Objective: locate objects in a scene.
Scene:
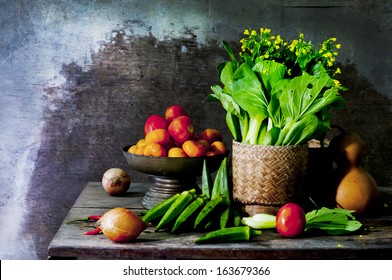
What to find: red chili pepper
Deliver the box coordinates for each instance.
[66,215,102,224]
[84,227,101,235]
[87,215,102,221]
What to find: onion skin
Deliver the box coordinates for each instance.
[99,208,147,243]
[102,168,131,196]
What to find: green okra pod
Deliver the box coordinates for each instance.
[142,193,181,223]
[201,160,213,199]
[211,157,228,199]
[155,189,197,232]
[171,195,208,233]
[194,195,225,229]
[204,218,217,230]
[219,206,231,229]
[233,209,243,227]
[195,226,262,244]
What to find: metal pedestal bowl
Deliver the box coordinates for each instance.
[122,146,227,209]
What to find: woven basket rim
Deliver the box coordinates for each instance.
[232,140,308,149]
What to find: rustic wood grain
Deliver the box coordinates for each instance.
[48,182,392,260]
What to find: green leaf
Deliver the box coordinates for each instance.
[262,126,281,145]
[232,63,269,118]
[252,60,287,93]
[220,61,237,93]
[210,85,240,116]
[305,207,363,235]
[305,86,345,116]
[222,41,238,66]
[283,114,318,145]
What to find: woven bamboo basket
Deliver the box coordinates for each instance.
[232,140,309,214]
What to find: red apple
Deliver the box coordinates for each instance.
[144,114,167,135]
[165,105,188,123]
[168,116,195,145]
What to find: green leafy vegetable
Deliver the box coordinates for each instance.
[305,207,363,235]
[209,28,346,146]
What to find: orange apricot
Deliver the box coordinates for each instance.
[143,142,167,157]
[210,141,227,155]
[136,139,146,147]
[145,129,170,146]
[135,145,146,155]
[205,151,218,156]
[198,128,223,144]
[128,145,138,154]
[168,147,188,158]
[182,140,205,157]
[197,139,210,153]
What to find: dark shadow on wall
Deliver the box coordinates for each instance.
[25,30,391,259]
[333,63,392,186]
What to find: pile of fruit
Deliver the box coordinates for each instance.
[127,105,227,158]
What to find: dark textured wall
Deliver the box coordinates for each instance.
[0,0,391,259]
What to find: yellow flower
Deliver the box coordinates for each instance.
[336,44,341,49]
[244,29,250,35]
[251,29,257,36]
[263,28,271,35]
[334,79,341,86]
[275,35,282,44]
[335,67,341,74]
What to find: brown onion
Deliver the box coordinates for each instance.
[98,207,147,242]
[102,168,131,196]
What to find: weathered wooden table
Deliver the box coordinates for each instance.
[48,182,392,259]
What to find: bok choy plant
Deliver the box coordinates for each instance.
[208,28,345,146]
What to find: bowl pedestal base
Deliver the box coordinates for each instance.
[142,176,198,209]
